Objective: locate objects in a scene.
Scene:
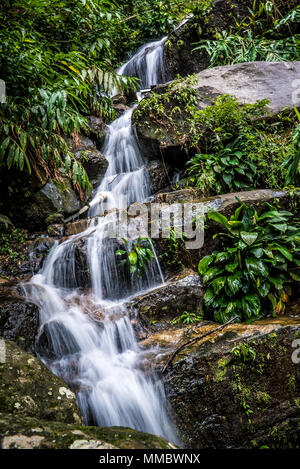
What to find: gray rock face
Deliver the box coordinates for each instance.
[86,115,108,148]
[65,134,108,185]
[134,61,300,161]
[192,61,300,115]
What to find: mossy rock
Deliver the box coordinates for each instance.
[164,319,300,448]
[0,413,177,449]
[0,340,82,424]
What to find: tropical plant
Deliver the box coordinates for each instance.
[282,107,300,187]
[185,96,292,194]
[116,237,155,277]
[187,142,257,195]
[198,202,300,323]
[0,0,137,196]
[193,31,299,67]
[170,311,203,325]
[193,5,300,67]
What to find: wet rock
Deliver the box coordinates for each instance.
[127,269,203,325]
[0,288,39,354]
[23,180,84,231]
[47,224,65,238]
[65,134,108,185]
[147,159,172,194]
[28,237,56,274]
[65,219,89,236]
[0,340,82,424]
[133,61,300,162]
[163,318,300,448]
[50,237,91,290]
[164,0,299,78]
[0,413,177,449]
[86,115,108,148]
[113,103,132,118]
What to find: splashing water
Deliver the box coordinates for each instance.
[22,37,179,443]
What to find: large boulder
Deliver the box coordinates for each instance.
[86,115,108,148]
[127,269,203,328]
[64,134,108,186]
[163,317,300,448]
[0,413,177,449]
[23,179,84,231]
[147,159,173,194]
[0,340,82,424]
[164,0,299,78]
[133,61,300,163]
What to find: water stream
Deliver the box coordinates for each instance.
[23,37,178,443]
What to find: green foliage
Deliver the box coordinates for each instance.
[170,311,203,325]
[0,224,28,261]
[194,30,299,66]
[0,0,137,194]
[186,95,295,195]
[117,0,197,49]
[282,107,300,187]
[193,5,300,66]
[198,202,300,323]
[231,342,257,363]
[116,237,155,277]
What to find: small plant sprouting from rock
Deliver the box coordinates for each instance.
[231,342,257,363]
[170,311,203,326]
[116,237,155,277]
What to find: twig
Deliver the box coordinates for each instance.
[162,315,239,374]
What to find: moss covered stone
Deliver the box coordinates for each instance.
[0,340,82,424]
[0,413,177,449]
[163,318,300,448]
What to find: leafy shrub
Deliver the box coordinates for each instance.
[193,5,300,67]
[186,96,295,194]
[282,107,300,187]
[198,202,300,323]
[116,237,155,277]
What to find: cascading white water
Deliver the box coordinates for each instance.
[22,37,178,443]
[117,37,167,90]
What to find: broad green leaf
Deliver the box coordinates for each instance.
[203,268,224,284]
[240,231,258,246]
[212,276,226,294]
[227,271,243,294]
[128,251,138,265]
[245,257,268,277]
[204,288,215,306]
[207,211,229,228]
[198,255,213,275]
[242,294,261,318]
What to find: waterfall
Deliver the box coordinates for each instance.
[118,37,167,90]
[22,37,178,443]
